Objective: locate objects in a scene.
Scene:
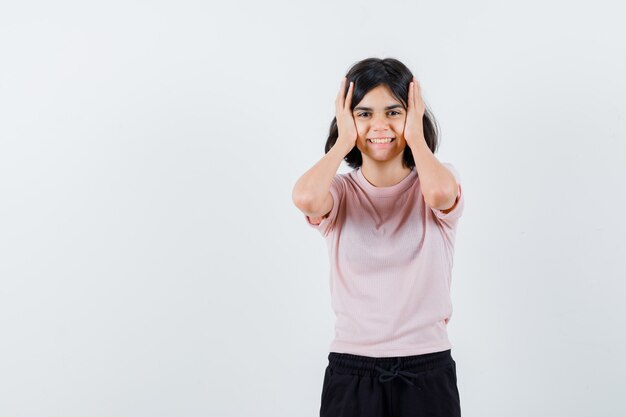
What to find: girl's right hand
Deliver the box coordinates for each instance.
[335,77,358,152]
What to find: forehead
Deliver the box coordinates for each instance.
[356,85,401,106]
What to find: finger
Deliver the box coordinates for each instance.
[344,81,354,111]
[337,77,346,102]
[407,81,414,109]
[414,77,422,100]
[336,77,346,111]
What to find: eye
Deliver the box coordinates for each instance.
[357,112,370,117]
[388,111,400,116]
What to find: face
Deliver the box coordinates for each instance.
[352,84,407,165]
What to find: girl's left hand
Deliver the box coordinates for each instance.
[403,76,426,145]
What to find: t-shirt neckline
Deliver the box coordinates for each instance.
[355,166,417,197]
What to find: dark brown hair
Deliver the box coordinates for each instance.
[325,57,440,169]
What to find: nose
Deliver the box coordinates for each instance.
[370,113,390,131]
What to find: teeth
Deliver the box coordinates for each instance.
[369,138,393,144]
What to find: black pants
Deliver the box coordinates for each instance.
[320,349,461,417]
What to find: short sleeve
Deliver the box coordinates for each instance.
[304,175,344,237]
[430,162,465,228]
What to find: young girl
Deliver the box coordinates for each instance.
[292,57,464,417]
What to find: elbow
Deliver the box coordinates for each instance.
[292,182,309,209]
[425,186,458,211]
[292,191,317,212]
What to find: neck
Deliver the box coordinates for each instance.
[361,161,413,188]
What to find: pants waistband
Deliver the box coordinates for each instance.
[327,349,454,388]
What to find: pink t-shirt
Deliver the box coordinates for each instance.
[304,162,465,357]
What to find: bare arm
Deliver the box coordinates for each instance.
[292,77,358,217]
[404,77,459,210]
[409,136,459,211]
[292,142,352,217]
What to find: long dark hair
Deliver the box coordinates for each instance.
[325,57,440,169]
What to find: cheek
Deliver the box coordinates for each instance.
[355,121,368,136]
[394,118,406,132]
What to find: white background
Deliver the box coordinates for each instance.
[1,1,625,416]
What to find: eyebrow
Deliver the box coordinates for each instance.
[353,104,404,112]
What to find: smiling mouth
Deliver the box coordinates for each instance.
[367,137,395,144]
